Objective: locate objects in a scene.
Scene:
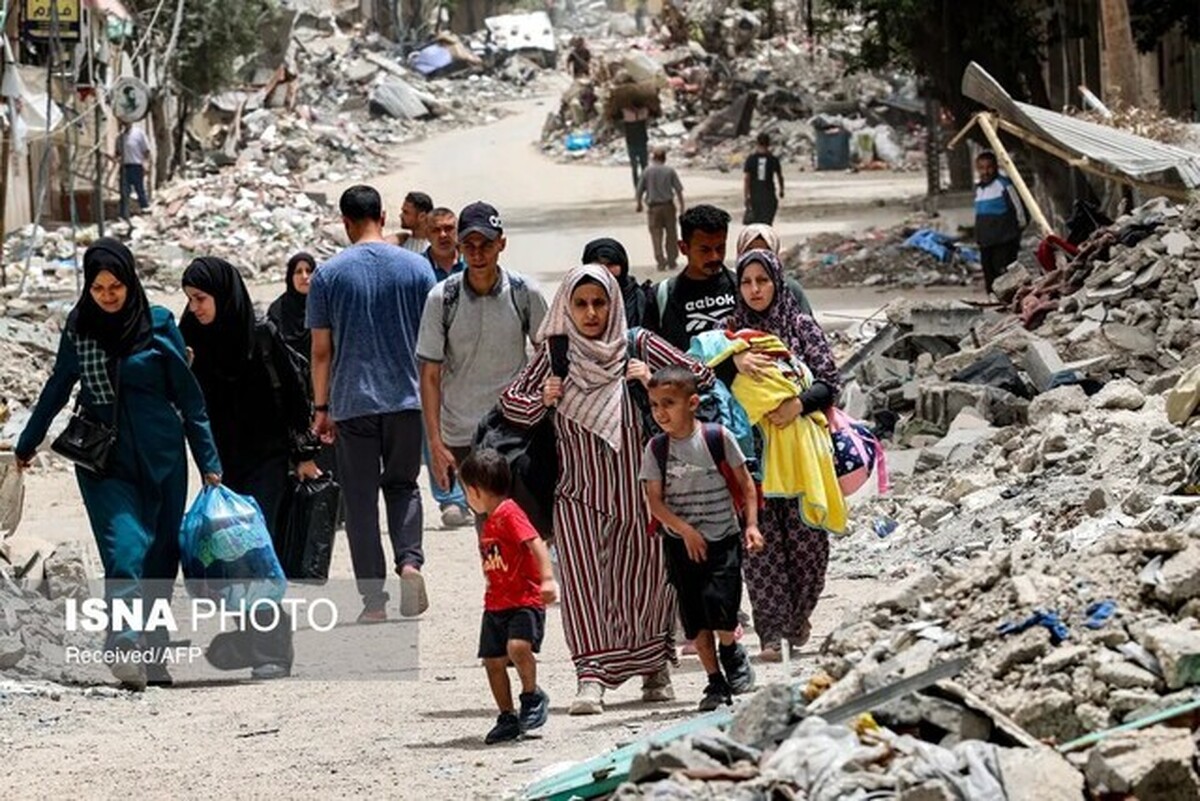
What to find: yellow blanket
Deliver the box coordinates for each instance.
[711,333,847,534]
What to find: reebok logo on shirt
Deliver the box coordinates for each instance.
[683,292,736,333]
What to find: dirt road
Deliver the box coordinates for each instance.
[3,94,919,799]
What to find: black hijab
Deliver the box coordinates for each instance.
[67,238,153,357]
[179,257,257,382]
[582,237,647,329]
[270,252,313,351]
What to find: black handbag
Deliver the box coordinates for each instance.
[52,370,119,475]
[473,407,558,541]
[275,475,341,584]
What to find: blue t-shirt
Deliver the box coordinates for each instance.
[306,242,436,422]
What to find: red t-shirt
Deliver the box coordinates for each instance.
[480,499,545,612]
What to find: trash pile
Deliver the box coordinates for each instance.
[540,7,927,174]
[783,215,980,289]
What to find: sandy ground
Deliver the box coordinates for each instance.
[1,94,969,799]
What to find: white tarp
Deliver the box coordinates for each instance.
[484,11,555,55]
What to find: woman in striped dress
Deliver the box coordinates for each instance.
[500,264,713,715]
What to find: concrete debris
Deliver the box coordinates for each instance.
[540,5,927,175]
[784,216,978,290]
[1084,725,1200,800]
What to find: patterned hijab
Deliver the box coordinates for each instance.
[179,257,257,383]
[730,248,809,355]
[736,224,781,256]
[68,238,152,358]
[537,264,629,451]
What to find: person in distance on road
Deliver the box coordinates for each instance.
[635,147,685,272]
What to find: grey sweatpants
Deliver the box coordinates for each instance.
[335,410,424,610]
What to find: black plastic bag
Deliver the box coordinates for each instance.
[276,476,340,584]
[473,407,558,541]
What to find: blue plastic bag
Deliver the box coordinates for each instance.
[179,485,287,604]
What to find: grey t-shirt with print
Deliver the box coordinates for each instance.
[416,268,548,447]
[639,425,745,542]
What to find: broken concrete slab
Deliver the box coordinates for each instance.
[1162,230,1194,256]
[995,746,1086,801]
[1153,544,1200,606]
[369,79,429,120]
[1084,725,1200,800]
[1102,323,1158,356]
[1024,339,1073,393]
[992,264,1031,304]
[1027,384,1088,422]
[1091,378,1146,410]
[1141,623,1200,689]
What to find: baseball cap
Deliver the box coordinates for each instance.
[458,201,503,241]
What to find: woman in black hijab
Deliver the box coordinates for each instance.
[582,237,649,329]
[16,238,222,690]
[181,257,319,680]
[267,252,315,362]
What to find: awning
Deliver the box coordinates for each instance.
[961,61,1200,194]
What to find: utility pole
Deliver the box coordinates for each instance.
[89,6,103,237]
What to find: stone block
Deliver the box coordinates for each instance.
[1094,660,1161,690]
[1154,544,1200,606]
[1092,378,1146,411]
[0,633,24,669]
[993,264,1031,303]
[1013,689,1085,741]
[991,629,1050,679]
[1042,644,1089,673]
[1028,384,1088,423]
[995,746,1086,801]
[1024,339,1069,392]
[1142,623,1200,690]
[1085,726,1200,800]
[43,541,90,602]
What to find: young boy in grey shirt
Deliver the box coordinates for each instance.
[640,366,763,711]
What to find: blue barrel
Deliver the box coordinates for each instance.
[815,126,851,171]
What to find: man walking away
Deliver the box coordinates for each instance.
[744,133,784,225]
[974,151,1028,297]
[566,37,591,79]
[308,185,437,623]
[421,206,471,527]
[119,124,152,220]
[417,202,548,527]
[387,191,435,253]
[624,106,651,189]
[636,147,685,272]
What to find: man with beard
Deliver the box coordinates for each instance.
[646,205,813,351]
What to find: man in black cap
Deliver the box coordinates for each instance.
[416,202,548,523]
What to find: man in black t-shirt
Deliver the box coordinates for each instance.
[644,205,738,351]
[743,133,784,225]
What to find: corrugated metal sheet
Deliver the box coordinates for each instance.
[962,61,1200,191]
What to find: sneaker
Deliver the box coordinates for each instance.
[399,569,429,617]
[485,711,522,745]
[568,681,604,715]
[251,663,291,680]
[440,504,471,529]
[518,687,550,732]
[698,673,732,712]
[641,667,675,702]
[357,607,388,625]
[720,642,755,695]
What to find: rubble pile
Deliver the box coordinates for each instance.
[541,10,926,173]
[997,198,1200,387]
[784,215,978,289]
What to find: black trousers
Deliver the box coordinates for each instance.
[980,239,1021,296]
[336,410,424,609]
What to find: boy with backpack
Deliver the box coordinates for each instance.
[639,366,763,711]
[458,448,558,744]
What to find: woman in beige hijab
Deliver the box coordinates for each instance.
[500,264,712,715]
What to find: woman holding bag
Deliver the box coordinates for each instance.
[15,239,222,690]
[499,264,713,715]
[181,257,320,680]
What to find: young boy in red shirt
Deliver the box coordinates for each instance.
[458,448,558,744]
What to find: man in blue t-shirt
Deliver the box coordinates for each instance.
[308,185,437,623]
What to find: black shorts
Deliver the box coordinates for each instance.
[663,534,743,641]
[478,607,545,659]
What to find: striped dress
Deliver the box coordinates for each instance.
[500,331,713,686]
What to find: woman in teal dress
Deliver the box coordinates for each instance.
[15,238,221,690]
